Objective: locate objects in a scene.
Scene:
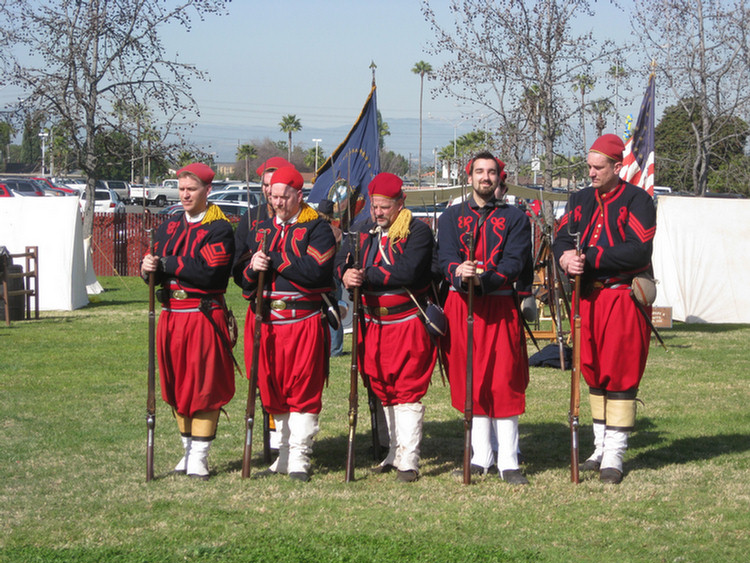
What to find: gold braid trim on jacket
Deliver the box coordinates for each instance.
[387,208,412,248]
[297,202,319,224]
[201,203,230,225]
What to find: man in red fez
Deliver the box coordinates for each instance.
[233,156,294,287]
[140,163,235,480]
[337,172,437,482]
[437,151,532,485]
[237,166,336,482]
[553,134,657,484]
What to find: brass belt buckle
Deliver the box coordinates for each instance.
[270,299,287,311]
[172,289,188,300]
[376,306,389,316]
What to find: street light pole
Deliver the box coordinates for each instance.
[312,138,322,172]
[38,131,49,176]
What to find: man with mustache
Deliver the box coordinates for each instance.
[553,134,656,484]
[437,152,533,485]
[237,166,336,482]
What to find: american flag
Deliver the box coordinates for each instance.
[620,72,655,196]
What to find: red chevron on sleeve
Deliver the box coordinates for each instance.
[628,215,656,243]
[308,245,335,266]
[200,242,232,267]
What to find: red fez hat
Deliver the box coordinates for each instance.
[368,173,404,199]
[256,156,293,176]
[177,162,214,185]
[270,166,304,190]
[465,157,506,176]
[590,134,625,162]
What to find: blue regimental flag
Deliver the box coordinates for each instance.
[308,86,380,215]
[620,72,656,196]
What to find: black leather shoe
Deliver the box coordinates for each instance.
[451,464,491,478]
[499,469,529,485]
[253,468,277,479]
[370,463,395,474]
[581,459,601,472]
[599,468,623,484]
[396,470,419,482]
[289,471,310,482]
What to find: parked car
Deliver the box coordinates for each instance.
[0,182,14,197]
[79,187,126,213]
[213,201,250,218]
[159,200,250,218]
[30,178,67,197]
[60,178,87,194]
[32,177,78,196]
[130,183,178,207]
[208,188,261,207]
[97,180,130,202]
[1,178,46,197]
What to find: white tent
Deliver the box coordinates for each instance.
[0,197,89,311]
[652,196,750,323]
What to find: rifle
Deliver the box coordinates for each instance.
[241,229,268,479]
[146,229,156,482]
[546,233,568,371]
[345,234,362,482]
[569,231,582,484]
[463,227,475,485]
[462,184,477,486]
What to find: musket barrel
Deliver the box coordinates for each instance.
[242,230,268,479]
[569,233,582,484]
[463,231,475,486]
[345,237,361,482]
[146,229,156,482]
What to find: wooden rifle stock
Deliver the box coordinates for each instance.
[242,230,268,478]
[345,237,361,482]
[146,229,156,482]
[569,233,582,484]
[463,231,475,486]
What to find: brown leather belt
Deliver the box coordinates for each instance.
[157,288,216,303]
[250,299,321,314]
[363,301,417,317]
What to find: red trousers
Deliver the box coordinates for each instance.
[358,316,436,406]
[441,292,528,418]
[576,286,650,391]
[245,309,326,414]
[157,306,235,417]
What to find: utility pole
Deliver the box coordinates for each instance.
[312,138,322,172]
[38,131,49,176]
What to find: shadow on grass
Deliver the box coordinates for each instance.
[667,322,750,333]
[629,417,750,469]
[208,415,749,480]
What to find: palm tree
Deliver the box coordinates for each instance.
[587,98,615,138]
[279,114,302,162]
[573,74,595,152]
[411,61,433,186]
[607,60,628,135]
[377,110,390,150]
[236,143,257,186]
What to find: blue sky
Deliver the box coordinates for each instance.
[2,0,647,163]
[157,0,643,162]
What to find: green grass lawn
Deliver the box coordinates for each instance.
[1,277,748,562]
